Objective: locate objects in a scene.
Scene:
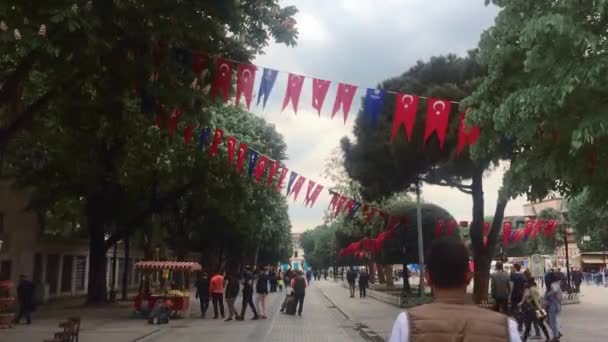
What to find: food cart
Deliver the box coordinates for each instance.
[133,261,201,318]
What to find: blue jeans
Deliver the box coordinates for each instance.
[547,307,559,338]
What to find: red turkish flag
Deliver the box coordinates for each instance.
[502,221,513,244]
[266,160,280,188]
[236,142,248,174]
[364,206,376,225]
[446,220,458,235]
[226,136,237,166]
[282,73,305,113]
[275,167,289,192]
[387,216,400,231]
[328,192,339,212]
[334,195,348,217]
[483,222,490,236]
[457,111,481,156]
[208,128,224,157]
[184,125,195,147]
[212,58,233,103]
[312,78,331,115]
[331,83,358,124]
[435,219,445,237]
[524,220,535,239]
[235,64,257,110]
[531,219,545,240]
[343,199,356,216]
[424,98,452,149]
[290,176,306,201]
[307,184,324,208]
[191,52,209,76]
[391,93,419,142]
[253,155,269,182]
[304,181,316,205]
[167,108,182,141]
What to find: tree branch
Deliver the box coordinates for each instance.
[423,177,474,194]
[0,50,38,106]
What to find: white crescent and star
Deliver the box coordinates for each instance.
[219,63,229,77]
[242,69,251,82]
[402,94,414,109]
[433,101,446,115]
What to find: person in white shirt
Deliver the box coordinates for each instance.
[388,237,521,342]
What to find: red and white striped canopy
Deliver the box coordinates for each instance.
[135,261,202,271]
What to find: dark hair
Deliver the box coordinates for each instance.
[514,263,521,271]
[495,262,503,271]
[426,237,470,289]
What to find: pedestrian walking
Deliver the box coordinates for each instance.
[269,270,277,293]
[224,272,240,321]
[358,267,369,298]
[290,270,307,316]
[491,262,511,314]
[510,263,526,330]
[519,271,551,342]
[278,277,284,292]
[14,275,35,324]
[389,237,520,342]
[256,266,269,319]
[210,271,225,319]
[545,280,563,341]
[194,272,210,318]
[571,267,583,293]
[346,267,357,298]
[306,269,313,284]
[237,266,258,320]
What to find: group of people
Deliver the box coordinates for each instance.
[194,266,310,321]
[345,267,370,298]
[491,262,563,341]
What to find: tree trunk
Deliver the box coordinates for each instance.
[121,237,130,301]
[86,199,108,304]
[384,265,394,287]
[377,264,386,284]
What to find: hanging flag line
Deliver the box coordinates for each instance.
[159,112,407,230]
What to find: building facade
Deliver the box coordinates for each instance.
[0,181,142,299]
[289,232,305,271]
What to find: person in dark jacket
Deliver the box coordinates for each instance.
[237,266,258,320]
[269,270,277,293]
[15,275,35,324]
[194,272,211,318]
[571,267,583,293]
[256,266,270,319]
[224,272,240,321]
[509,263,526,329]
[346,267,357,298]
[291,271,307,316]
[358,267,370,298]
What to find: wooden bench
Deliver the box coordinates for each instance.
[44,317,80,342]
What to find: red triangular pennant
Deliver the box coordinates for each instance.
[434,219,445,237]
[226,136,237,166]
[282,73,305,113]
[334,195,348,217]
[235,64,257,109]
[236,142,248,174]
[331,83,358,124]
[253,155,269,182]
[275,167,289,192]
[391,93,419,142]
[304,181,316,205]
[266,160,280,188]
[208,128,224,157]
[312,78,331,115]
[424,98,452,149]
[191,52,209,76]
[328,192,339,212]
[184,124,195,147]
[167,108,182,141]
[212,58,233,103]
[457,111,481,156]
[307,184,324,208]
[290,176,306,201]
[364,206,376,225]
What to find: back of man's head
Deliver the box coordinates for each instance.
[426,237,470,289]
[495,262,503,271]
[514,263,521,272]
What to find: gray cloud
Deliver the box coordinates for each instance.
[248,1,525,232]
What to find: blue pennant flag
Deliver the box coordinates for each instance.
[257,68,279,108]
[199,127,212,151]
[364,88,386,127]
[346,202,362,220]
[286,171,298,195]
[248,149,259,177]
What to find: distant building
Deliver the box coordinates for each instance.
[523,197,579,268]
[289,232,305,271]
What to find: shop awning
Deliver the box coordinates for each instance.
[581,257,607,265]
[135,261,202,271]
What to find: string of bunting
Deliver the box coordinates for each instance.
[142,48,481,155]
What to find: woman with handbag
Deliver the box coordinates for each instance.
[519,272,551,342]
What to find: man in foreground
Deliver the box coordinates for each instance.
[491,262,511,314]
[291,270,307,316]
[389,237,520,342]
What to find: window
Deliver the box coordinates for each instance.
[75,256,86,291]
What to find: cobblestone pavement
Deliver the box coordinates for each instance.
[316,280,608,342]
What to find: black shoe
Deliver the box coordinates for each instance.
[251,316,259,320]
[224,318,233,322]
[235,316,243,321]
[213,316,219,319]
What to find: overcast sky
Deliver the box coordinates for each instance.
[250,0,527,232]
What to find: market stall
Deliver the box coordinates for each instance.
[133,261,201,318]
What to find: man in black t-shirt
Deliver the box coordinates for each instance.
[509,264,526,330]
